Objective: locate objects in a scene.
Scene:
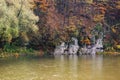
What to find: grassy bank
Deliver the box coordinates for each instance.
[0,48,40,58]
[97,51,120,56]
[0,47,54,58]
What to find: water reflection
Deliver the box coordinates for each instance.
[69,55,78,79]
[0,55,120,80]
[55,55,104,80]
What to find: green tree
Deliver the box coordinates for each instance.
[0,0,38,47]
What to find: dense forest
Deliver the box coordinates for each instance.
[0,0,120,57]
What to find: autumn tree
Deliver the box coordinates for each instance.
[30,0,60,51]
[0,0,38,48]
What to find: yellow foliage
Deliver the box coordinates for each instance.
[0,0,38,43]
[84,38,91,45]
[14,53,19,58]
[68,25,77,32]
[81,37,91,45]
[71,28,76,31]
[115,1,120,9]
[93,14,104,22]
[116,1,120,5]
[20,32,29,42]
[112,27,116,33]
[116,45,120,49]
[85,0,93,4]
[114,40,118,45]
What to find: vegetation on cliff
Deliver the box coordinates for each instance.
[0,0,120,57]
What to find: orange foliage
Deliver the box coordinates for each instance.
[84,38,91,45]
[93,14,104,22]
[33,0,48,12]
[14,53,19,58]
[81,37,91,45]
[92,2,107,22]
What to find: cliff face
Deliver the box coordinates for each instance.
[32,0,120,50]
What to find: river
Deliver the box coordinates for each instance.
[0,55,120,80]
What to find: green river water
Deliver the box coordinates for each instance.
[0,55,120,80]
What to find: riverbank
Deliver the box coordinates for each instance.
[97,51,120,56]
[1,50,120,59]
[0,49,40,58]
[0,48,54,58]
